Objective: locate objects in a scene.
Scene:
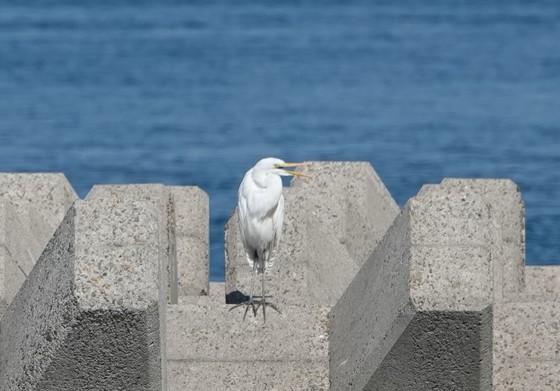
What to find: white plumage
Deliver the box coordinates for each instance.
[232,157,309,322]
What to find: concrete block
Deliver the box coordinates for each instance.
[0,208,80,390]
[329,211,417,391]
[169,186,209,299]
[494,301,560,363]
[0,174,77,313]
[84,185,171,307]
[225,162,399,307]
[167,303,329,362]
[0,247,26,315]
[0,199,49,277]
[168,360,329,391]
[86,185,210,304]
[492,264,560,390]
[493,362,560,391]
[408,184,494,311]
[409,245,492,310]
[366,309,493,391]
[493,301,560,390]
[440,179,524,302]
[523,266,560,300]
[208,281,226,303]
[166,303,330,390]
[0,200,28,312]
[79,185,169,311]
[0,185,170,390]
[330,180,503,390]
[178,282,227,306]
[0,173,78,233]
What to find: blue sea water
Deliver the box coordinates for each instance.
[0,1,559,281]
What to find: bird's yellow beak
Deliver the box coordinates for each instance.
[275,162,311,178]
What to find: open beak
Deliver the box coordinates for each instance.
[278,162,311,178]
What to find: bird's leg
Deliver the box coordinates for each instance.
[261,269,266,323]
[247,259,258,318]
[228,260,258,320]
[258,270,282,323]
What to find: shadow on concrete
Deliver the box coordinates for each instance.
[225,290,249,304]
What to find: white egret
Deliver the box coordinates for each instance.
[230,157,309,322]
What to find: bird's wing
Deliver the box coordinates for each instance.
[237,176,253,268]
[267,193,284,271]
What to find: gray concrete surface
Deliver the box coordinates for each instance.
[440,179,524,302]
[0,207,80,390]
[329,210,416,391]
[523,266,560,300]
[330,177,560,391]
[492,265,560,390]
[330,179,512,390]
[166,300,330,390]
[408,181,496,311]
[168,360,329,391]
[225,162,399,308]
[0,174,77,314]
[434,180,560,391]
[169,186,209,301]
[85,185,209,304]
[367,308,493,390]
[1,169,558,390]
[167,303,329,362]
[493,301,560,390]
[1,185,171,390]
[0,200,30,314]
[0,173,78,232]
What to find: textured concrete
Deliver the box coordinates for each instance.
[494,301,560,390]
[85,185,209,304]
[522,266,560,300]
[438,180,560,391]
[0,174,77,314]
[167,303,329,361]
[1,169,558,390]
[168,361,329,391]
[169,186,209,300]
[330,180,505,390]
[208,281,226,303]
[329,177,560,391]
[367,309,493,390]
[166,301,330,390]
[0,200,29,314]
[329,211,420,391]
[408,181,496,311]
[0,185,171,390]
[225,162,399,307]
[492,265,560,390]
[0,199,49,277]
[439,178,524,302]
[0,173,78,232]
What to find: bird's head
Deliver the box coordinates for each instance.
[256,157,310,178]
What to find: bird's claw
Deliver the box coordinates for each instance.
[229,298,281,323]
[229,299,258,321]
[258,300,282,323]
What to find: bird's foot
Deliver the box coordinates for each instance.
[253,297,282,323]
[228,298,258,321]
[229,296,281,323]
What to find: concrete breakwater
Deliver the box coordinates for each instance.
[0,163,558,390]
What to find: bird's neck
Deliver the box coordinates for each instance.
[252,171,281,189]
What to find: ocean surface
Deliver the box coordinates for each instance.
[0,1,559,281]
